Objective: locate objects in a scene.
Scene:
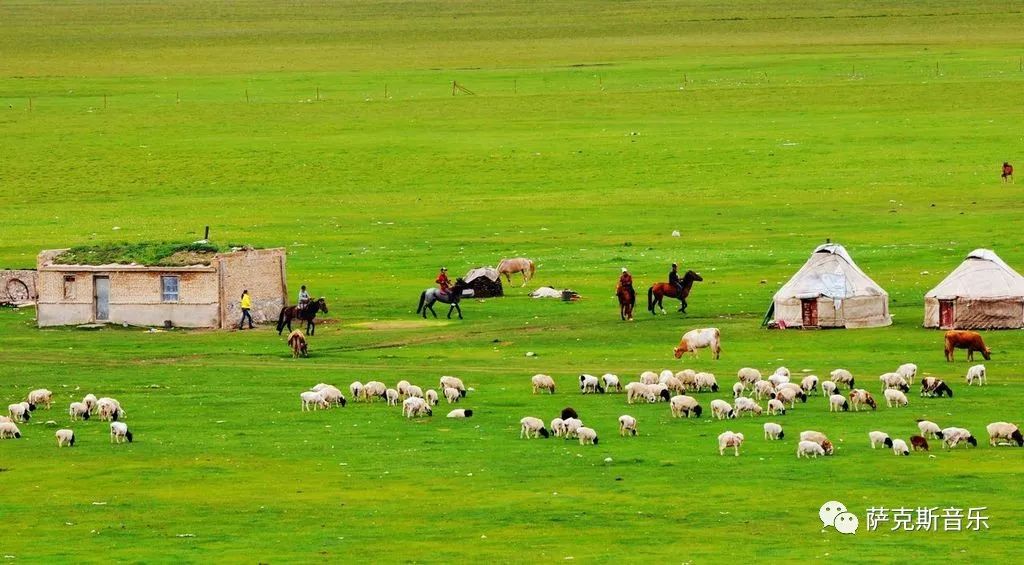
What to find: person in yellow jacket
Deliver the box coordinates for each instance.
[239,289,254,329]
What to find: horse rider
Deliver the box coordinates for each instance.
[618,267,635,304]
[669,263,684,295]
[297,285,310,311]
[436,267,452,296]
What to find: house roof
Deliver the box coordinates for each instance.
[926,249,1024,300]
[774,243,888,301]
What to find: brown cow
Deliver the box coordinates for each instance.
[944,330,991,362]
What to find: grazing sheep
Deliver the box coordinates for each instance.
[830,369,855,389]
[849,389,877,411]
[640,371,659,385]
[896,363,918,384]
[385,388,400,406]
[402,396,432,418]
[443,386,462,404]
[349,381,364,400]
[439,376,466,397]
[314,385,347,407]
[910,436,929,451]
[672,328,722,360]
[0,416,9,423]
[662,376,686,394]
[670,395,702,418]
[425,389,439,406]
[674,369,698,390]
[624,382,658,404]
[797,440,826,458]
[520,417,549,439]
[601,373,622,392]
[821,380,838,397]
[693,372,719,392]
[763,422,784,440]
[883,388,909,408]
[800,431,833,452]
[395,380,411,397]
[579,374,605,394]
[710,399,736,420]
[940,427,977,448]
[447,409,473,418]
[55,429,75,447]
[920,377,953,398]
[717,431,744,456]
[550,417,566,437]
[82,394,98,414]
[8,402,33,422]
[361,381,387,402]
[828,394,849,412]
[737,367,762,385]
[69,402,91,421]
[800,375,819,395]
[985,422,1023,447]
[646,383,671,402]
[575,426,598,445]
[879,372,911,393]
[768,371,790,387]
[767,398,786,416]
[734,396,763,417]
[618,415,638,436]
[891,438,910,456]
[97,398,125,421]
[917,420,943,439]
[109,421,133,444]
[27,389,53,409]
[753,380,776,400]
[966,364,987,386]
[772,386,806,408]
[300,390,329,411]
[405,385,424,399]
[560,407,579,420]
[659,369,675,382]
[562,418,583,439]
[732,381,746,398]
[0,421,22,439]
[531,374,556,394]
[868,431,894,449]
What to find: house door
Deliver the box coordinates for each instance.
[94,276,110,321]
[801,298,818,327]
[939,300,955,329]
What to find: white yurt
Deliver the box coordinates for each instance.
[924,249,1024,329]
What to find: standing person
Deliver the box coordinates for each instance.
[436,267,451,295]
[1003,162,1014,183]
[239,290,254,330]
[669,263,683,296]
[297,285,310,310]
[618,267,635,305]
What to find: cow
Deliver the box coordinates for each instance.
[673,328,721,360]
[288,330,309,358]
[944,330,991,362]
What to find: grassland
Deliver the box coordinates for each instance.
[1,1,1023,562]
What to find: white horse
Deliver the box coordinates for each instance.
[497,257,536,287]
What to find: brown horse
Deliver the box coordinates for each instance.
[647,271,703,315]
[617,285,635,321]
[277,297,328,336]
[497,257,536,287]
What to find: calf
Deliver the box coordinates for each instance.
[944,330,990,362]
[673,328,721,360]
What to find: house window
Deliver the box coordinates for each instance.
[161,276,180,302]
[63,275,76,299]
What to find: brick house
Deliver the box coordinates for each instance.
[36,247,287,329]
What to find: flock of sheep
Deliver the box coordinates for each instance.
[520,363,1023,455]
[2,389,134,446]
[298,375,474,419]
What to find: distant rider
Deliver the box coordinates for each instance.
[297,285,310,310]
[436,267,452,295]
[618,267,635,305]
[669,263,683,295]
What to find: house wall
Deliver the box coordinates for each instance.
[0,269,38,304]
[217,248,287,329]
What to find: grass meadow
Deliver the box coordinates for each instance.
[1,1,1023,561]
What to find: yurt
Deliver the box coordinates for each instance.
[924,249,1024,329]
[768,243,891,329]
[463,267,504,298]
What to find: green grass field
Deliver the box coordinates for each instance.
[2,1,1023,561]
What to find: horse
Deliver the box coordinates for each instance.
[417,278,470,319]
[617,285,635,321]
[277,297,328,336]
[287,330,308,358]
[647,271,703,315]
[497,257,536,287]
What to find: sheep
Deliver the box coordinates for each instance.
[772,386,806,408]
[763,422,784,440]
[550,417,566,437]
[560,407,579,420]
[562,417,583,439]
[718,431,744,456]
[624,382,655,404]
[69,401,91,421]
[659,369,675,382]
[396,380,411,397]
[349,381,364,400]
[361,381,387,402]
[896,363,917,384]
[577,426,599,445]
[315,385,347,407]
[767,398,786,416]
[385,388,400,406]
[940,427,977,448]
[425,389,439,406]
[734,396,763,417]
[737,367,762,385]
[443,386,462,404]
[27,389,53,409]
[601,373,622,392]
[800,431,834,454]
[868,431,893,449]
[830,369,855,389]
[753,380,776,400]
[891,438,910,456]
[920,377,953,398]
[447,409,473,418]
[710,399,735,420]
[848,389,877,411]
[883,388,908,408]
[55,429,75,447]
[439,376,466,397]
[110,421,133,443]
[670,395,702,418]
[985,422,1023,447]
[97,398,124,421]
[663,376,686,395]
[768,371,790,387]
[405,385,424,399]
[797,441,826,458]
[910,436,929,451]
[8,402,33,422]
[800,375,819,395]
[821,380,838,397]
[579,374,605,394]
[402,396,432,418]
[0,415,9,423]
[520,417,549,439]
[646,383,671,402]
[879,372,910,393]
[300,390,329,411]
[674,369,698,390]
[640,371,659,385]
[618,415,638,436]
[694,372,720,392]
[828,394,849,412]
[0,421,22,439]
[917,420,943,439]
[531,374,556,394]
[732,381,746,398]
[966,364,987,386]
[82,393,98,414]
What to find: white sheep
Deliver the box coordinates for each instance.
[625,382,648,404]
[385,388,400,406]
[402,396,432,418]
[396,380,411,397]
[405,385,424,399]
[799,431,834,454]
[300,390,329,411]
[800,375,819,395]
[577,426,599,445]
[694,372,720,392]
[821,380,838,397]
[868,431,893,449]
[96,397,124,421]
[579,374,605,394]
[82,393,98,413]
[797,440,826,458]
[917,420,942,439]
[829,369,855,389]
[640,371,660,385]
[940,427,977,448]
[670,395,702,418]
[763,422,784,440]
[361,381,387,402]
[737,367,762,385]
[828,394,849,412]
[734,396,762,417]
[768,371,790,387]
[732,381,746,398]
[425,389,439,406]
[710,399,735,420]
[447,409,473,418]
[896,363,917,384]
[0,421,22,439]
[314,385,347,407]
[531,374,556,394]
[848,389,877,411]
[674,369,698,390]
[562,417,583,439]
[767,398,786,416]
[519,416,549,438]
[717,431,745,456]
[443,386,462,404]
[883,388,908,408]
[55,429,75,447]
[966,364,987,386]
[349,381,364,400]
[69,401,91,421]
[27,389,53,409]
[773,386,806,408]
[646,383,670,402]
[891,438,910,455]
[439,376,466,397]
[879,372,910,393]
[550,417,566,437]
[109,421,133,443]
[662,376,686,394]
[601,373,622,392]
[618,415,638,436]
[753,380,776,400]
[985,422,1022,446]
[8,402,33,423]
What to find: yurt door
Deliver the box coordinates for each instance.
[939,300,955,329]
[94,276,110,321]
[801,298,818,327]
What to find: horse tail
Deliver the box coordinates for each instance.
[528,260,536,280]
[276,308,286,333]
[647,286,655,312]
[417,291,426,314]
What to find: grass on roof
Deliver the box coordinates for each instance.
[52,242,224,266]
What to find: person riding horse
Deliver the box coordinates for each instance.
[436,267,452,296]
[669,263,683,296]
[618,267,635,306]
[297,285,310,311]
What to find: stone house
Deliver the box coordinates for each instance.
[36,247,287,329]
[0,269,38,305]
